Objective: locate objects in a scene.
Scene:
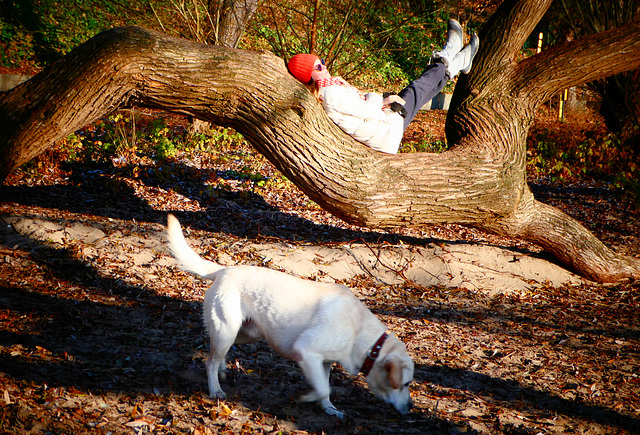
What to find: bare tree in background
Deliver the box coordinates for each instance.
[156,0,259,47]
[212,0,260,48]
[557,0,640,155]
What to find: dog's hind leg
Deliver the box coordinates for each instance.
[205,323,241,399]
[203,286,244,399]
[205,350,228,399]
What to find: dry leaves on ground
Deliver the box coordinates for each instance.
[0,109,639,434]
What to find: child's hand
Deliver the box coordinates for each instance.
[382,94,406,107]
[388,102,408,118]
[383,94,407,117]
[382,94,407,117]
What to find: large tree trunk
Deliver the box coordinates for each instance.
[447,0,640,282]
[1,0,639,282]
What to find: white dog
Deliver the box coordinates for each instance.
[166,214,413,418]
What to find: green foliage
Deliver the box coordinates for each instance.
[1,0,458,90]
[0,21,36,68]
[364,6,449,84]
[57,110,254,167]
[209,127,248,150]
[527,121,640,203]
[0,0,153,67]
[147,118,177,159]
[251,0,454,89]
[400,138,448,154]
[60,112,153,163]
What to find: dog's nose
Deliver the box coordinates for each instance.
[397,398,414,414]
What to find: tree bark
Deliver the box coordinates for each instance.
[1,1,639,282]
[446,0,640,282]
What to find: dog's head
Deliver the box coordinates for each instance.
[365,336,414,414]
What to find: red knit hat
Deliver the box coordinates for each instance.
[287,54,320,85]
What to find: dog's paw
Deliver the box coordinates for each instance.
[323,404,346,419]
[209,391,227,400]
[320,397,346,419]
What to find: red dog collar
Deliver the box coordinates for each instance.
[360,332,389,377]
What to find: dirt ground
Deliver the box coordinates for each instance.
[0,110,639,434]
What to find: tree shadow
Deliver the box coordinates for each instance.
[415,363,639,433]
[0,226,474,433]
[1,209,637,433]
[5,157,633,432]
[0,228,205,395]
[369,297,640,433]
[0,158,546,258]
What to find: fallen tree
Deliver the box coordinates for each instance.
[1,0,639,282]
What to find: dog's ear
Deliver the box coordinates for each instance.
[385,358,402,390]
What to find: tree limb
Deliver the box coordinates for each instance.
[515,19,640,101]
[473,0,554,76]
[484,187,640,282]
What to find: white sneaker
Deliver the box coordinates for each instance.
[432,19,464,68]
[448,34,479,77]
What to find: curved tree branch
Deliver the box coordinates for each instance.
[472,0,554,77]
[0,26,519,225]
[483,187,640,282]
[515,18,640,101]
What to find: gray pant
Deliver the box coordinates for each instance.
[398,62,448,131]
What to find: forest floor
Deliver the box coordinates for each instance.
[0,106,639,434]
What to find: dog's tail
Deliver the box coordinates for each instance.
[166,214,224,278]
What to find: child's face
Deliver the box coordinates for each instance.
[311,59,331,83]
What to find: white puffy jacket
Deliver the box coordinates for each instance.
[318,78,404,154]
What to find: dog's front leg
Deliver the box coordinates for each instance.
[297,358,345,418]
